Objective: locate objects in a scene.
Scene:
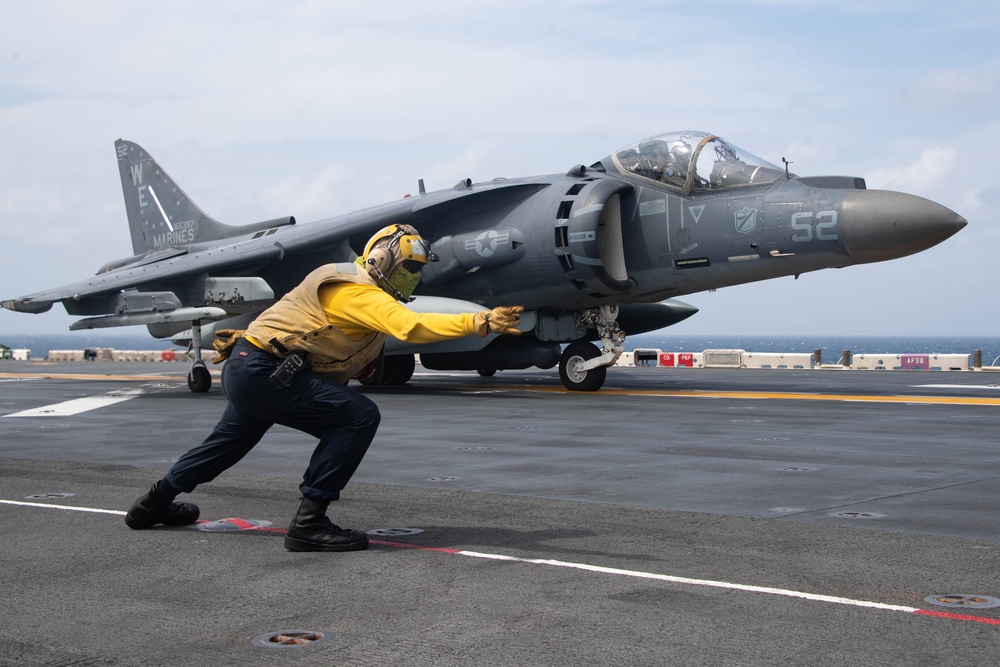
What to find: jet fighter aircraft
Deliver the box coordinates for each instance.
[2,132,966,391]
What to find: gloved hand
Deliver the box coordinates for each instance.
[474,306,524,336]
[210,329,247,364]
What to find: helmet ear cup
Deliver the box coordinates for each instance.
[367,247,394,275]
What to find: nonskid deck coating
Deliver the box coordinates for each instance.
[0,360,998,665]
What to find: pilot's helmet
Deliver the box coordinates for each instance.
[359,224,436,299]
[669,141,692,165]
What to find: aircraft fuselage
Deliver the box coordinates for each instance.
[2,132,966,391]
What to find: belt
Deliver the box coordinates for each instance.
[234,337,279,360]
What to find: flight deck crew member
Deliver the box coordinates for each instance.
[124,223,524,552]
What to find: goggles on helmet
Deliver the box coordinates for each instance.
[361,224,438,301]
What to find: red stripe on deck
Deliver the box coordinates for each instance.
[369,539,461,554]
[913,609,1000,626]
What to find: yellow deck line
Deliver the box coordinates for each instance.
[0,372,193,382]
[4,371,998,406]
[522,385,1000,406]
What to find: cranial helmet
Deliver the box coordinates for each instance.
[359,224,437,301]
[363,224,432,274]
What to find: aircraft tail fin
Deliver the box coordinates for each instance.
[115,139,294,255]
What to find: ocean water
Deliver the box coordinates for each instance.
[4,332,1000,366]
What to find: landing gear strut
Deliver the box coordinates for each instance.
[558,305,625,392]
[187,320,212,393]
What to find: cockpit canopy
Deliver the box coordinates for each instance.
[603,131,787,193]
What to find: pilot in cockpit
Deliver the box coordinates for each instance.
[661,140,692,186]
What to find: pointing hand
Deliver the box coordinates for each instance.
[475,306,524,336]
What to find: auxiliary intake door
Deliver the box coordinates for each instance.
[554,179,634,296]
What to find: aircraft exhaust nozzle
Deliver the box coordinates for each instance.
[840,190,967,264]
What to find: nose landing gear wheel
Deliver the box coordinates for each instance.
[559,342,606,392]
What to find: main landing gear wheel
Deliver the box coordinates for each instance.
[357,354,415,386]
[559,341,607,392]
[188,361,212,393]
[382,354,415,385]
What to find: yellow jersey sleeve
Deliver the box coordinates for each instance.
[319,282,478,343]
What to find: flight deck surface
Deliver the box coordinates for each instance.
[1,361,998,665]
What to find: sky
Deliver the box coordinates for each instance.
[1,0,998,338]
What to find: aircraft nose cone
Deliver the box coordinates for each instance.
[840,190,967,264]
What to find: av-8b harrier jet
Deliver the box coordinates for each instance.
[2,131,966,392]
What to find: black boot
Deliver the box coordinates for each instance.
[284,496,368,552]
[124,479,200,529]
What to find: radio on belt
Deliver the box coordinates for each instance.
[265,337,308,389]
[270,351,307,388]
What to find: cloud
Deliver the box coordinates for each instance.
[0,1,994,337]
[865,145,959,193]
[902,63,1000,113]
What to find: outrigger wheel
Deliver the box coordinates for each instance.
[188,360,212,393]
[186,319,212,393]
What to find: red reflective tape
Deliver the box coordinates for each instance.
[369,539,461,554]
[913,609,1000,625]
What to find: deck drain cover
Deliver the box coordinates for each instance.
[25,493,75,500]
[196,518,272,532]
[251,630,330,648]
[924,594,1000,609]
[828,511,886,519]
[368,527,424,536]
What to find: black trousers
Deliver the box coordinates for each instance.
[164,341,381,502]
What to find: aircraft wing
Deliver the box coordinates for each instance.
[2,179,550,325]
[3,243,276,315]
